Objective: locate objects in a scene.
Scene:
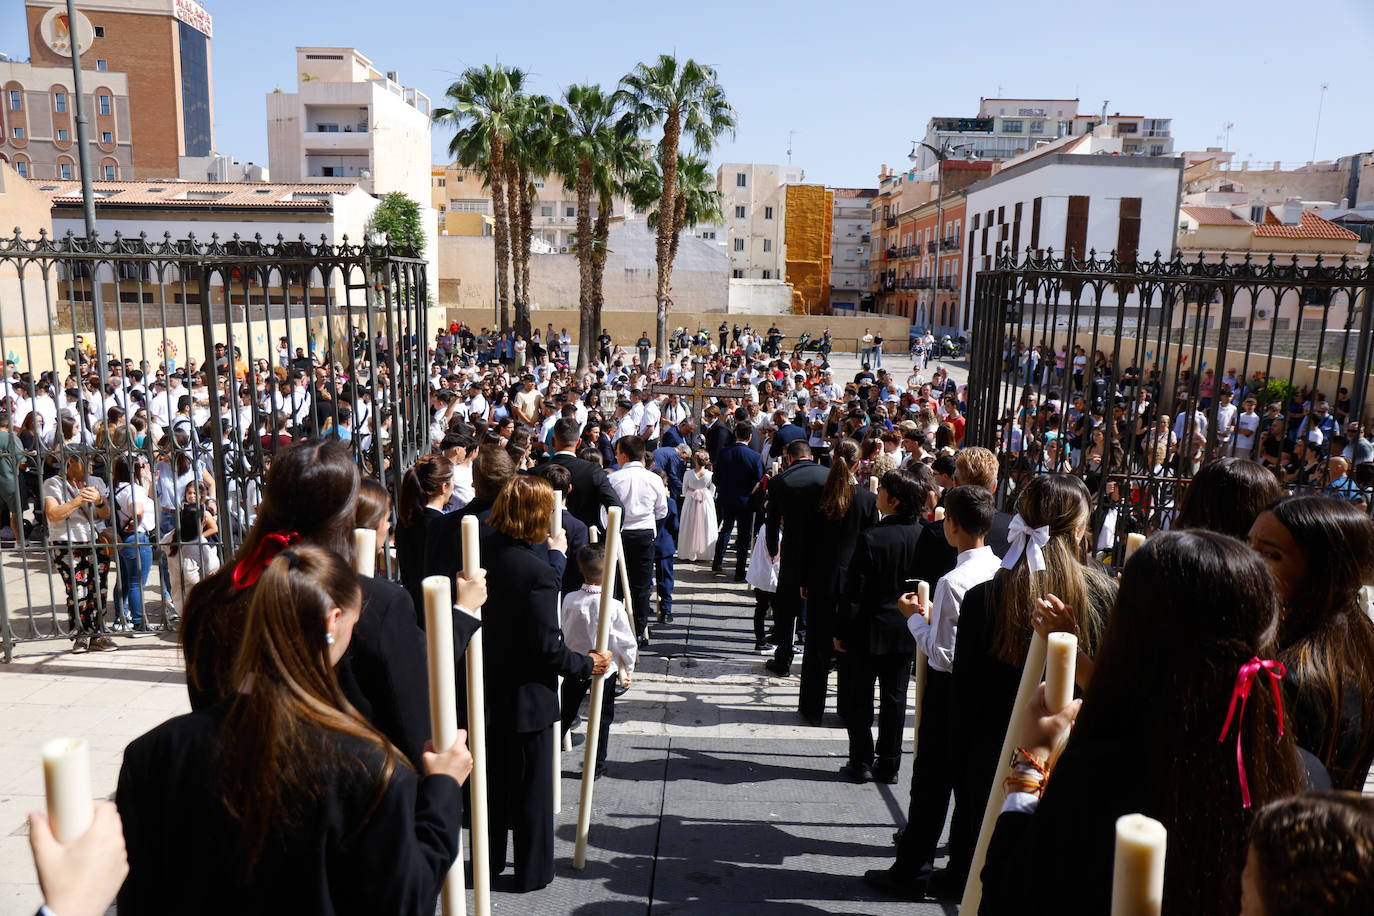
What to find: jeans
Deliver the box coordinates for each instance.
[158,512,176,603]
[873,347,882,368]
[116,530,152,626]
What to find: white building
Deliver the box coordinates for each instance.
[717,162,803,280]
[957,132,1184,331]
[830,187,875,312]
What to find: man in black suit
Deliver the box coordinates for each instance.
[734,406,765,453]
[764,440,829,676]
[547,418,621,531]
[769,408,807,459]
[703,405,731,463]
[711,421,765,581]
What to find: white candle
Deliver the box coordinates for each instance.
[1124,532,1147,561]
[1045,632,1078,713]
[1111,814,1167,916]
[960,631,1048,913]
[932,506,945,522]
[553,679,562,815]
[352,527,377,578]
[41,737,92,844]
[460,516,490,916]
[421,576,466,916]
[575,506,622,870]
[551,491,564,537]
[916,580,930,610]
[910,580,931,755]
[589,526,599,544]
[868,476,879,493]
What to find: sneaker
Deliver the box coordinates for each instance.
[88,635,118,651]
[129,623,154,637]
[71,634,89,654]
[754,641,777,654]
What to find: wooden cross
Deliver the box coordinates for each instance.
[650,344,739,444]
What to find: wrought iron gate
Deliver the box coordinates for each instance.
[965,248,1374,564]
[0,231,433,660]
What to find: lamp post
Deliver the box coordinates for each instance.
[908,139,969,332]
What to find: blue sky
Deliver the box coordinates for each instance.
[3,0,1371,189]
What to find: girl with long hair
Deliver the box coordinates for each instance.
[118,544,476,913]
[678,450,717,563]
[981,531,1308,915]
[394,453,453,613]
[1174,457,1282,539]
[1249,495,1374,790]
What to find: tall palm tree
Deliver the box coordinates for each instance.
[618,55,736,355]
[627,153,722,325]
[551,85,637,371]
[433,64,525,331]
[506,93,555,340]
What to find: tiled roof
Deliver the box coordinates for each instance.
[1252,211,1359,240]
[34,179,360,210]
[833,188,879,198]
[1181,206,1248,226]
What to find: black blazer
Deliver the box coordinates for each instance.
[840,515,922,656]
[480,530,593,734]
[704,420,732,463]
[116,703,461,916]
[560,510,589,593]
[765,458,829,590]
[335,576,431,770]
[394,506,446,614]
[987,509,1013,557]
[804,486,879,603]
[713,440,765,508]
[548,452,621,530]
[769,422,806,458]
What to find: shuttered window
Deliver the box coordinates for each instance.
[1065,195,1090,258]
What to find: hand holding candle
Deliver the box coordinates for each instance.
[1044,632,1078,713]
[421,575,466,915]
[42,738,93,844]
[460,515,490,916]
[868,476,879,493]
[352,528,377,578]
[1111,814,1166,916]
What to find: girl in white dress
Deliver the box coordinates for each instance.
[679,450,718,562]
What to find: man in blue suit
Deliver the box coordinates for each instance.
[660,417,692,450]
[651,441,688,506]
[711,421,765,581]
[769,407,807,459]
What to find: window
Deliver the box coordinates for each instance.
[101,131,112,144]
[1149,145,1164,156]
[1003,119,1023,133]
[11,127,23,139]
[732,269,744,279]
[59,162,72,179]
[1250,204,1266,224]
[53,92,66,113]
[540,206,553,217]
[315,123,339,133]
[565,206,575,217]
[94,25,105,37]
[1029,120,1044,134]
[96,59,108,72]
[763,239,772,252]
[764,206,773,220]
[736,172,746,187]
[435,177,445,187]
[8,90,21,110]
[13,160,26,178]
[762,270,772,280]
[56,129,68,142]
[103,164,116,180]
[733,239,744,252]
[98,95,111,116]
[734,205,746,219]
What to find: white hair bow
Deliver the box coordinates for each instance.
[1002,513,1051,573]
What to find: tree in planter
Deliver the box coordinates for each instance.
[618,54,735,356]
[366,192,425,253]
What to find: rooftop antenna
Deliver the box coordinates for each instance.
[1223,121,1234,151]
[787,129,797,164]
[1310,83,1328,163]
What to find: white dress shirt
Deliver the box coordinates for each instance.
[561,585,637,680]
[907,544,1002,673]
[608,460,668,532]
[613,413,637,443]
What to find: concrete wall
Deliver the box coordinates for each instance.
[0,161,54,335]
[727,279,793,315]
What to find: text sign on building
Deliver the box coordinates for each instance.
[38,7,94,57]
[1017,108,1046,117]
[174,0,213,37]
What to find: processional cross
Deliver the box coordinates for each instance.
[649,344,739,445]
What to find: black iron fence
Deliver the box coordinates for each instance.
[966,248,1374,566]
[0,231,432,660]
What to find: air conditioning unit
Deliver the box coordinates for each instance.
[1255,307,1270,319]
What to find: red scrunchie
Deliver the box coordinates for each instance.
[231,531,301,590]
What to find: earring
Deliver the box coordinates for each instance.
[325,632,336,646]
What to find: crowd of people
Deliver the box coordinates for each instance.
[12,318,1374,915]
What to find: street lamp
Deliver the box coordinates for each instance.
[908,139,969,331]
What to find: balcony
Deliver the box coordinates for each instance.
[913,277,932,289]
[941,237,959,251]
[926,241,937,254]
[937,278,959,291]
[302,129,371,153]
[885,217,898,228]
[884,247,897,260]
[861,234,870,243]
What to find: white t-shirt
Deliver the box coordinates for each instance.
[114,481,158,534]
[1214,402,1237,442]
[1234,411,1261,452]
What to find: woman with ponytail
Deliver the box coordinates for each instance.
[799,439,878,724]
[118,544,479,913]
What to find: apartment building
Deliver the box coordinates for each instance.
[718,162,803,280]
[829,187,875,311]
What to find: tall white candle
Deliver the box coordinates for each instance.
[868,476,879,494]
[1111,814,1167,916]
[421,576,466,916]
[460,516,490,916]
[910,581,930,755]
[575,506,622,870]
[1045,632,1078,713]
[551,491,564,537]
[41,737,92,844]
[1124,532,1147,561]
[352,528,377,578]
[553,678,562,815]
[932,506,945,522]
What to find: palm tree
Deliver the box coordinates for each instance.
[618,55,736,355]
[551,85,637,371]
[627,153,722,328]
[506,93,555,340]
[433,64,525,331]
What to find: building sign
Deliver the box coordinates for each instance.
[174,0,214,38]
[38,7,94,57]
[1017,108,1046,117]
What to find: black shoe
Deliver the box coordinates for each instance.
[657,613,674,625]
[613,681,629,698]
[763,658,790,677]
[870,757,900,785]
[569,714,583,732]
[838,761,871,783]
[754,640,776,654]
[798,710,823,727]
[925,868,961,901]
[569,732,586,748]
[862,866,927,902]
[710,565,723,574]
[638,635,650,649]
[733,574,746,582]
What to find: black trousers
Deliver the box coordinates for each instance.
[488,725,555,892]
[561,676,616,767]
[895,667,954,871]
[618,529,655,637]
[771,583,804,671]
[842,651,913,767]
[798,592,838,720]
[753,588,774,645]
[712,502,753,578]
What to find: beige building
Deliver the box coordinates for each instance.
[830,188,875,311]
[718,162,803,280]
[0,59,132,181]
[0,160,54,334]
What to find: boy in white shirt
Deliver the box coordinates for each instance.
[1232,397,1261,457]
[560,544,637,777]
